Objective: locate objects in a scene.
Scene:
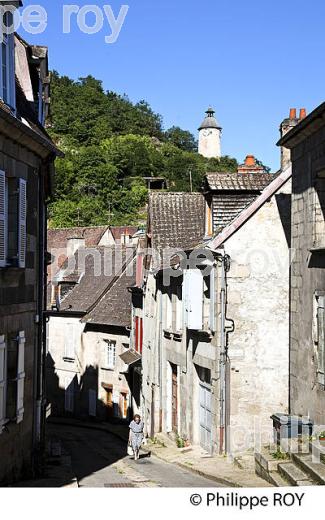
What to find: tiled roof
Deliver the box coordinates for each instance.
[84,258,136,327]
[211,192,258,231]
[48,226,109,251]
[110,226,138,241]
[205,172,276,191]
[149,192,206,252]
[59,246,133,313]
[207,166,292,250]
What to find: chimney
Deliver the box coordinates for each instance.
[289,108,297,120]
[67,237,85,258]
[245,155,256,167]
[280,108,300,170]
[299,108,307,120]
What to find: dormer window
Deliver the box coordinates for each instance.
[0,12,15,111]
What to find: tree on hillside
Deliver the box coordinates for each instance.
[164,126,197,152]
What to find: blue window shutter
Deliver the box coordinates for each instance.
[184,269,203,330]
[18,178,27,268]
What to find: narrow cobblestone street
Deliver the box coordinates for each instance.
[49,424,224,488]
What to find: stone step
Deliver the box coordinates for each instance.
[268,471,290,488]
[278,462,315,486]
[292,453,325,485]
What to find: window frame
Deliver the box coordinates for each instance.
[315,291,325,386]
[105,340,116,370]
[0,13,16,111]
[0,171,27,268]
[63,322,76,361]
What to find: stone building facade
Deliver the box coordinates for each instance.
[46,245,140,422]
[0,24,60,482]
[140,163,291,455]
[207,168,292,453]
[278,102,325,428]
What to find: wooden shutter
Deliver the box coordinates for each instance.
[209,268,217,332]
[0,171,6,267]
[16,331,25,424]
[184,269,203,330]
[0,335,6,428]
[317,295,325,385]
[88,389,96,417]
[18,178,27,268]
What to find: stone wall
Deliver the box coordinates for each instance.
[47,316,132,420]
[290,125,325,425]
[223,181,291,454]
[0,137,44,484]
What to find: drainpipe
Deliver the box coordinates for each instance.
[158,287,163,431]
[219,252,233,454]
[33,163,47,473]
[219,256,226,454]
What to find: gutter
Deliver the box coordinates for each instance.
[0,102,63,158]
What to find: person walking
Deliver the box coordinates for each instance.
[128,414,144,461]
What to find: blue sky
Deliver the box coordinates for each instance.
[19,0,325,171]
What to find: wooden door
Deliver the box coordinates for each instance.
[119,392,128,419]
[199,383,212,452]
[105,387,114,418]
[171,364,178,432]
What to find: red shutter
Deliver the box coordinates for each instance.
[139,317,143,354]
[136,253,144,287]
[134,316,143,355]
[135,316,139,352]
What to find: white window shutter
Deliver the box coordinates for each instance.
[18,178,27,268]
[88,389,96,417]
[317,295,325,385]
[9,34,16,111]
[184,269,203,330]
[0,335,6,429]
[209,268,217,332]
[65,324,75,359]
[0,171,6,267]
[16,331,25,423]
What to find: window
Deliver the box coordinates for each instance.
[0,171,27,268]
[64,323,75,361]
[106,340,116,369]
[184,269,204,330]
[0,12,15,110]
[134,317,143,354]
[165,290,172,330]
[0,331,25,426]
[88,389,97,417]
[313,173,325,249]
[64,377,74,412]
[183,268,216,332]
[316,293,325,386]
[174,282,183,332]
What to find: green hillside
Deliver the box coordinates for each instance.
[48,73,238,228]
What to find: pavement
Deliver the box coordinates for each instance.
[44,417,271,488]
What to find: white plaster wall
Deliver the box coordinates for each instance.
[47,315,131,418]
[224,188,290,453]
[47,316,84,389]
[198,128,221,158]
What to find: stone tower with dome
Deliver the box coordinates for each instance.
[198,107,222,158]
